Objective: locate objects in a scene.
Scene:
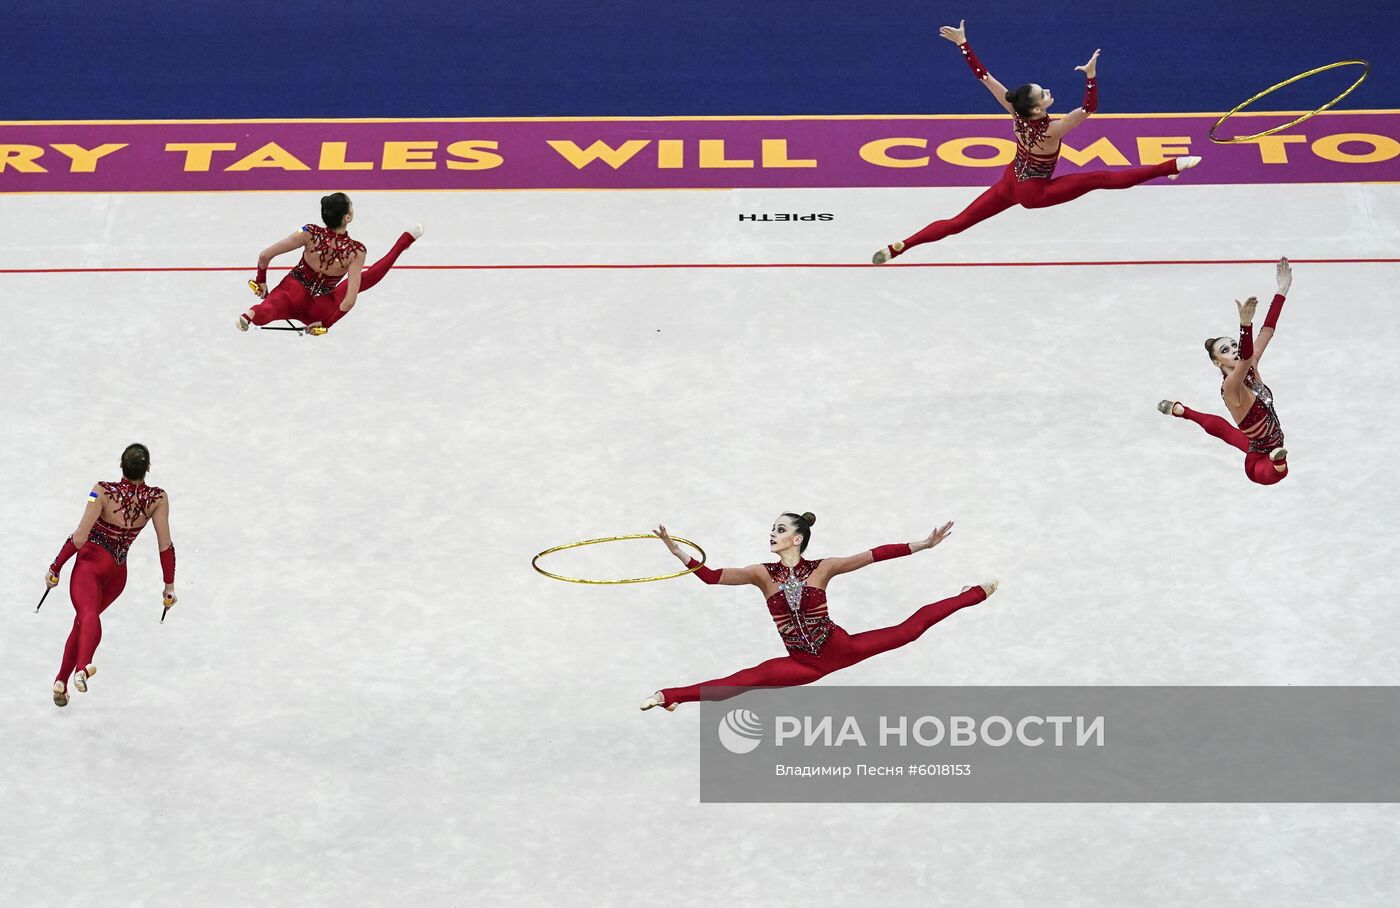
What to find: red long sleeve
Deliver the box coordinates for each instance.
[958,42,988,79]
[871,543,913,562]
[1239,322,1254,361]
[255,266,267,283]
[1262,293,1286,332]
[50,537,78,575]
[160,545,176,584]
[687,557,722,584]
[1082,77,1098,113]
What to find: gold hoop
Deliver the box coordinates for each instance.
[531,533,708,584]
[1209,60,1371,144]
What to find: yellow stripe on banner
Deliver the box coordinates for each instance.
[1,110,1397,126]
[1,182,1398,197]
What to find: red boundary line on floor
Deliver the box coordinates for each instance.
[0,258,1397,274]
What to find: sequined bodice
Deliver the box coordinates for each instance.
[100,479,164,523]
[88,518,144,565]
[89,479,163,564]
[304,224,366,269]
[292,224,367,296]
[1224,368,1285,453]
[763,559,833,655]
[1012,115,1059,181]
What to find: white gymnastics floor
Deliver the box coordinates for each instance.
[1,182,1398,907]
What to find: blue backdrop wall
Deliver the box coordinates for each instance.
[6,0,1396,119]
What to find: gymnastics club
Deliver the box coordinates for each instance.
[160,593,175,623]
[35,585,53,612]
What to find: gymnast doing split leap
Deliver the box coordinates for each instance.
[872,20,1201,264]
[1157,258,1294,485]
[238,192,423,335]
[44,444,177,707]
[640,513,997,711]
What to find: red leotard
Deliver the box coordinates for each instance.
[1232,369,1285,453]
[764,559,833,654]
[659,554,987,706]
[1172,294,1290,486]
[288,224,368,297]
[50,479,168,685]
[244,225,417,331]
[1012,116,1060,181]
[890,45,1178,256]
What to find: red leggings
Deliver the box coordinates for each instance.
[1179,406,1288,486]
[247,231,416,327]
[900,159,1178,252]
[661,585,987,705]
[56,546,127,684]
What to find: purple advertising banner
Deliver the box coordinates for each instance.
[1,112,1397,192]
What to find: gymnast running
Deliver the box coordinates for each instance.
[640,513,996,711]
[45,444,176,707]
[872,20,1200,264]
[1157,258,1294,485]
[238,192,422,334]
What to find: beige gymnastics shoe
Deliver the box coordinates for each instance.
[872,240,905,265]
[640,691,678,712]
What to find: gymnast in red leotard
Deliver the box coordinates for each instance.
[640,513,997,711]
[872,19,1201,264]
[1158,258,1294,486]
[238,192,423,334]
[45,444,177,707]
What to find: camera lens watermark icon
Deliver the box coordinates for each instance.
[717,709,764,754]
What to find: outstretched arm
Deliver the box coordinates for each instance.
[818,522,955,581]
[656,525,762,587]
[1253,258,1292,365]
[252,230,309,298]
[940,21,1015,114]
[1047,49,1100,140]
[1235,295,1259,365]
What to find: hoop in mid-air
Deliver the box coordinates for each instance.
[531,533,708,584]
[1209,60,1371,144]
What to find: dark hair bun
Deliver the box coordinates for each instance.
[1005,83,1039,118]
[121,442,150,481]
[320,192,351,229]
[801,512,816,525]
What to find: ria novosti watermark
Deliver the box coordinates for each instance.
[699,687,1400,803]
[764,711,1104,749]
